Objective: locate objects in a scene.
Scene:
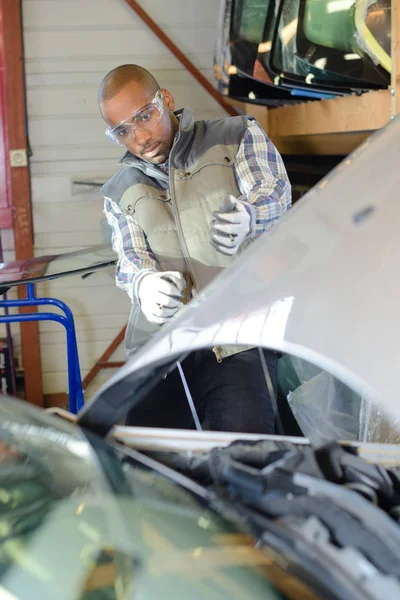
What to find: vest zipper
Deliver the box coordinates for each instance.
[213,346,223,363]
[169,164,221,364]
[168,165,199,291]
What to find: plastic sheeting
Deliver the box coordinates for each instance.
[283,355,400,445]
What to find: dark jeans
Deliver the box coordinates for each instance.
[125,348,278,434]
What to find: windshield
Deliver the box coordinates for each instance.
[0,399,134,600]
[365,0,391,56]
[0,245,115,286]
[269,0,390,88]
[232,0,270,43]
[229,0,272,80]
[0,398,325,600]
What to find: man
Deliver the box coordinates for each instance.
[99,64,291,433]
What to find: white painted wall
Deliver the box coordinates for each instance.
[19,0,225,397]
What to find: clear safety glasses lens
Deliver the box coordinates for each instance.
[105,91,164,146]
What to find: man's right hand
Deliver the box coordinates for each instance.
[137,271,186,325]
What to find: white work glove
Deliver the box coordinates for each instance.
[137,271,186,325]
[210,195,251,256]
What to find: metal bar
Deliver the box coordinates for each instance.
[122,0,238,117]
[0,311,79,412]
[26,282,35,301]
[2,287,81,332]
[73,181,104,187]
[114,425,309,454]
[177,361,202,431]
[82,325,126,389]
[97,362,124,369]
[0,287,84,412]
[2,0,43,406]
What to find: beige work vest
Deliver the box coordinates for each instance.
[104,110,253,359]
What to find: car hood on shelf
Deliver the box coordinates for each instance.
[79,115,400,435]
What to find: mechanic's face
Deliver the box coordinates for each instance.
[101,80,178,164]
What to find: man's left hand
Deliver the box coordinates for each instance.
[211,197,250,256]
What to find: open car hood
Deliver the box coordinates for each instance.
[79,114,400,435]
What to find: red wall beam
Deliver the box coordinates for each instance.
[123,0,238,117]
[82,325,127,390]
[1,0,43,406]
[0,21,12,229]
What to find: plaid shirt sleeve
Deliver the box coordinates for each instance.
[234,118,291,238]
[104,196,161,303]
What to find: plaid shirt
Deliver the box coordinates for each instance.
[104,118,291,302]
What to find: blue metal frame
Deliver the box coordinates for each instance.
[0,283,83,413]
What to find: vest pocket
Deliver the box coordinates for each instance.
[179,159,236,183]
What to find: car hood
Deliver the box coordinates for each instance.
[79,114,400,435]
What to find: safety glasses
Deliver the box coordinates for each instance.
[105,89,164,146]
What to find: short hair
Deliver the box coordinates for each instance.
[98,64,159,105]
